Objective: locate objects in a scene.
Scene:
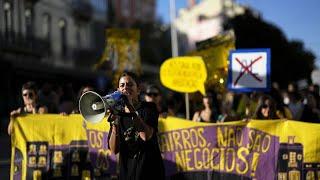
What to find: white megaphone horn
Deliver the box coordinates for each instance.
[79,91,107,123]
[79,91,126,123]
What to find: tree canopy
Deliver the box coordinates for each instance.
[224,9,315,87]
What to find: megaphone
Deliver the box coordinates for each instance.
[79,91,126,123]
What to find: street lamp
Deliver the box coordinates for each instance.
[169,0,190,120]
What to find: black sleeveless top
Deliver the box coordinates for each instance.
[109,102,165,180]
[19,104,43,114]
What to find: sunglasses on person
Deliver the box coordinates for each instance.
[262,104,270,109]
[146,93,159,97]
[23,92,34,98]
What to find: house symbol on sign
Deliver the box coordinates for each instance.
[234,56,262,86]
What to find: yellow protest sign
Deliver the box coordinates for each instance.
[189,30,235,92]
[160,56,207,95]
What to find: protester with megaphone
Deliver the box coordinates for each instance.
[108,72,165,180]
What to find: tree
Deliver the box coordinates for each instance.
[132,21,172,66]
[224,9,315,87]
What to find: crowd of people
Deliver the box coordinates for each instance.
[8,78,320,135]
[190,82,320,123]
[142,81,320,124]
[7,72,320,180]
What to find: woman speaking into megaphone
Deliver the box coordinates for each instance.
[108,72,165,180]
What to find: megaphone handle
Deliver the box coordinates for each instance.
[107,114,113,122]
[108,114,120,126]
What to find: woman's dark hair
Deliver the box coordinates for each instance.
[22,81,38,92]
[253,95,278,120]
[118,71,141,86]
[77,86,94,100]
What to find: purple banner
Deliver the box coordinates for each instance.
[158,125,279,180]
[86,129,117,175]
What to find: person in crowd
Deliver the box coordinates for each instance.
[58,83,76,115]
[8,81,48,135]
[287,82,298,93]
[38,82,59,113]
[300,93,320,123]
[144,84,168,118]
[236,93,250,119]
[308,84,320,109]
[166,99,177,117]
[237,92,260,120]
[192,92,217,123]
[217,92,238,122]
[275,100,293,120]
[287,92,304,120]
[108,72,165,180]
[71,85,94,114]
[165,91,185,118]
[252,95,278,120]
[269,83,293,119]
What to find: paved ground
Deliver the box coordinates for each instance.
[0,133,11,179]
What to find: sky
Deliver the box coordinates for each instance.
[156,0,320,68]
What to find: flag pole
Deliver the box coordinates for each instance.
[169,0,190,119]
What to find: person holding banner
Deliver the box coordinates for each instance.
[108,72,165,180]
[8,81,48,135]
[252,95,278,120]
[192,92,217,123]
[144,84,168,118]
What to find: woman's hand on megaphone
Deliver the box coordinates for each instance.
[108,113,120,126]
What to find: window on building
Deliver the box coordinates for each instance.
[58,19,67,57]
[76,25,81,48]
[135,1,141,19]
[91,0,106,12]
[4,1,13,39]
[25,8,33,39]
[42,13,51,40]
[121,0,130,17]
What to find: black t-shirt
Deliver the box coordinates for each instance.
[19,104,44,114]
[109,102,165,180]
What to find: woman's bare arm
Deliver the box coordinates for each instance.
[108,124,120,154]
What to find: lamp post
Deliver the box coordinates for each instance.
[169,0,190,119]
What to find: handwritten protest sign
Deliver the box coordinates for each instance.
[160,56,207,95]
[228,49,271,92]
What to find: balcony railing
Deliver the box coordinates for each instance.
[72,48,100,67]
[0,31,50,57]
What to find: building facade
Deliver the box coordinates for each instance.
[0,0,108,71]
[109,0,156,27]
[174,0,245,53]
[0,0,108,133]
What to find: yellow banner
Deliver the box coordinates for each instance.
[10,115,115,180]
[189,31,235,92]
[10,115,320,179]
[94,28,141,87]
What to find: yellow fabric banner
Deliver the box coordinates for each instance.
[94,28,141,87]
[189,31,235,91]
[10,115,320,179]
